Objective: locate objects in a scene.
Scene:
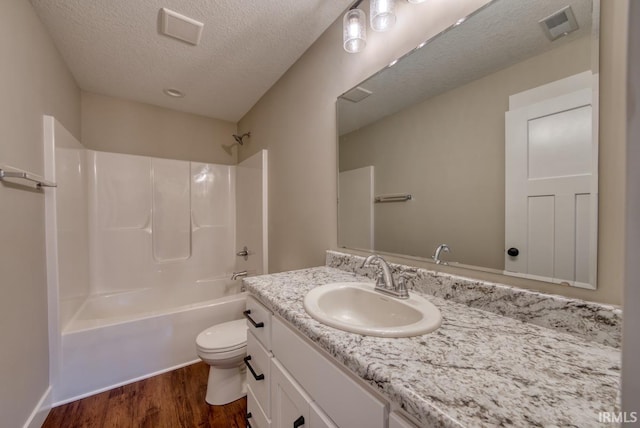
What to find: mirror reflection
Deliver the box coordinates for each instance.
[337,0,599,289]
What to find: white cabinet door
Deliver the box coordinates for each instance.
[505,87,597,288]
[271,318,386,428]
[248,385,271,428]
[271,359,311,428]
[389,411,419,428]
[309,402,338,428]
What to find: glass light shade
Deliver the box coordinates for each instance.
[370,0,396,32]
[343,9,367,53]
[407,0,427,3]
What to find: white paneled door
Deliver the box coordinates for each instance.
[505,85,597,289]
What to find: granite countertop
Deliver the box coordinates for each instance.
[244,266,620,428]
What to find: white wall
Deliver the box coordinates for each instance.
[239,0,628,305]
[81,92,237,165]
[623,0,640,415]
[0,1,80,427]
[238,0,490,272]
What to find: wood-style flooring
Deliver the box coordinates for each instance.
[42,362,247,428]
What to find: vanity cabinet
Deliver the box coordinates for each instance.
[271,318,385,428]
[246,296,418,428]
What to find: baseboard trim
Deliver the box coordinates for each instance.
[52,359,200,407]
[23,386,52,428]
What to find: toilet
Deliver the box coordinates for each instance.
[196,319,248,405]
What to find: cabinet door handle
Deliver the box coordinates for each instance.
[246,412,252,428]
[244,356,265,381]
[243,310,265,328]
[293,415,305,428]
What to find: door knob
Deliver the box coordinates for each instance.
[507,247,519,257]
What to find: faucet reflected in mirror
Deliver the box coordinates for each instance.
[432,244,451,265]
[231,270,248,280]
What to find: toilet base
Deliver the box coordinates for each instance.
[205,364,247,405]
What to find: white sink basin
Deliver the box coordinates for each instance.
[303,282,441,337]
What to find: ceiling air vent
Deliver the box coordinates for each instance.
[341,86,373,103]
[539,6,579,41]
[159,8,204,46]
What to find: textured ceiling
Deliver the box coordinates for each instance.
[338,0,594,135]
[30,0,351,122]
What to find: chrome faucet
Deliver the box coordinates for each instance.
[432,244,450,265]
[231,270,248,280]
[360,255,409,299]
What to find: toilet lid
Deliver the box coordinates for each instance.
[196,319,247,353]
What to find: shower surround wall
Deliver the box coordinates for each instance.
[44,117,267,403]
[87,151,236,295]
[44,118,91,329]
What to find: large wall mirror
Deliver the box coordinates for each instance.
[337,0,600,289]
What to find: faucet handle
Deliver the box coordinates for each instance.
[393,271,414,298]
[397,270,416,288]
[398,270,416,279]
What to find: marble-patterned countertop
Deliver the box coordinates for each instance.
[244,266,620,428]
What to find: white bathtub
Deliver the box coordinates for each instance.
[55,280,246,405]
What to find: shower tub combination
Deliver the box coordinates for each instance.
[44,116,267,404]
[58,282,246,403]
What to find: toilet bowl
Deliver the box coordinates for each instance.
[196,318,247,405]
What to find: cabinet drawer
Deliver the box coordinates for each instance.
[248,385,271,428]
[246,296,272,350]
[272,318,386,428]
[247,330,271,417]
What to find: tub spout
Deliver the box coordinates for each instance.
[231,270,248,280]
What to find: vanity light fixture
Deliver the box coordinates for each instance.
[343,0,427,53]
[370,0,396,32]
[343,7,367,53]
